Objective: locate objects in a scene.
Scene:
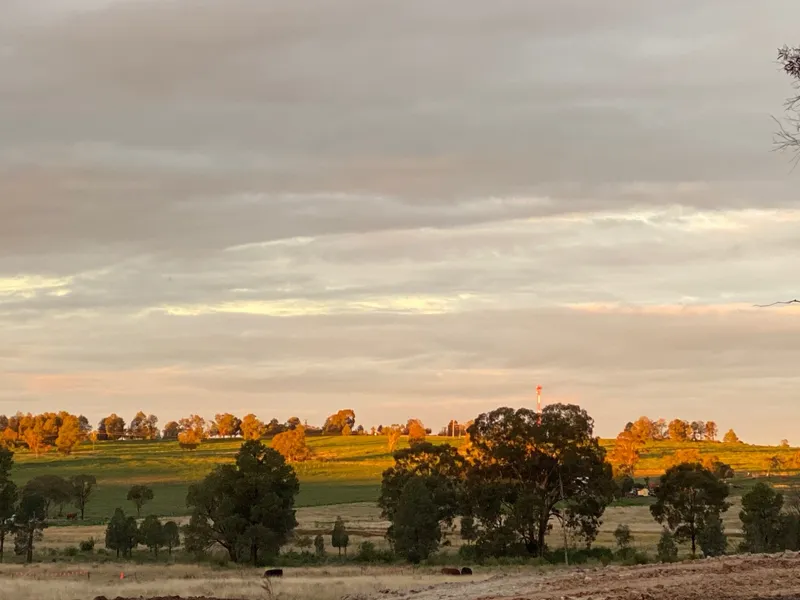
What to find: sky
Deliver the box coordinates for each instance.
[2,1,800,444]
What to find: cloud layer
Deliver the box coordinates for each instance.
[2,0,800,442]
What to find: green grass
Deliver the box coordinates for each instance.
[10,435,463,519]
[10,434,798,520]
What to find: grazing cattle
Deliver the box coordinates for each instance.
[460,567,473,576]
[263,569,284,578]
[66,513,78,521]
[441,568,461,576]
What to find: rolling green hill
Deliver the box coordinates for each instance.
[8,434,798,520]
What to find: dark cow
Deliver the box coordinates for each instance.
[441,568,461,576]
[460,567,473,576]
[263,569,284,578]
[66,513,78,521]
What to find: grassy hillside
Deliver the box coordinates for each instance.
[9,434,798,520]
[10,435,465,519]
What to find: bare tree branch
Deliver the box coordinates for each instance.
[753,299,800,308]
[774,46,800,157]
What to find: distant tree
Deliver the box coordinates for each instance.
[614,474,635,499]
[162,421,180,440]
[331,516,349,556]
[184,440,299,565]
[653,418,669,441]
[286,417,302,431]
[740,482,784,553]
[723,429,740,444]
[105,508,139,558]
[70,474,97,520]
[667,419,691,442]
[705,421,718,442]
[163,520,180,555]
[271,426,312,462]
[24,475,71,517]
[213,413,241,438]
[314,533,325,556]
[323,409,356,435]
[103,414,126,441]
[0,447,18,563]
[651,463,730,557]
[265,418,286,436]
[140,514,165,557]
[96,419,108,441]
[766,455,785,477]
[386,427,402,453]
[391,477,441,563]
[690,421,706,442]
[666,448,702,470]
[613,524,633,550]
[20,416,50,457]
[697,512,727,557]
[407,419,426,445]
[702,456,735,480]
[240,414,266,441]
[657,529,678,562]
[781,439,790,448]
[14,490,47,563]
[608,430,643,477]
[630,416,655,443]
[341,424,352,436]
[178,415,207,448]
[55,414,82,455]
[127,485,154,518]
[128,412,158,440]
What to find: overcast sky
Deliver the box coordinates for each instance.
[2,1,799,443]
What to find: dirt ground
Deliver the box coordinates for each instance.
[7,554,800,600]
[392,553,800,600]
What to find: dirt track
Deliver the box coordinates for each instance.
[389,553,800,600]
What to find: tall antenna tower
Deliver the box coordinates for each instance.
[536,385,542,423]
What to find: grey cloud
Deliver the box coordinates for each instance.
[2,1,799,441]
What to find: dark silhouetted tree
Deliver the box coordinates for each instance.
[127,485,154,518]
[184,440,299,565]
[331,516,349,556]
[651,463,730,557]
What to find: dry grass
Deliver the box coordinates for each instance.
[0,563,486,600]
[39,500,746,556]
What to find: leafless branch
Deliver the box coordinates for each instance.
[774,46,800,159]
[753,299,800,308]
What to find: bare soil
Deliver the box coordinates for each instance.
[390,553,800,600]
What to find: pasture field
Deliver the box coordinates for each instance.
[9,434,799,521]
[0,562,488,600]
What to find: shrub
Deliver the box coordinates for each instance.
[79,538,96,552]
[613,524,633,549]
[698,513,727,557]
[64,546,79,557]
[356,541,377,562]
[656,529,678,563]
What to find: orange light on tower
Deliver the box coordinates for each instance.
[536,385,542,423]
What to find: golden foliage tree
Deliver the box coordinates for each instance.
[667,419,691,441]
[723,429,740,444]
[666,448,701,469]
[608,430,643,477]
[705,421,718,442]
[407,419,426,446]
[386,427,402,453]
[240,414,265,440]
[55,415,82,455]
[630,416,655,443]
[271,426,312,462]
